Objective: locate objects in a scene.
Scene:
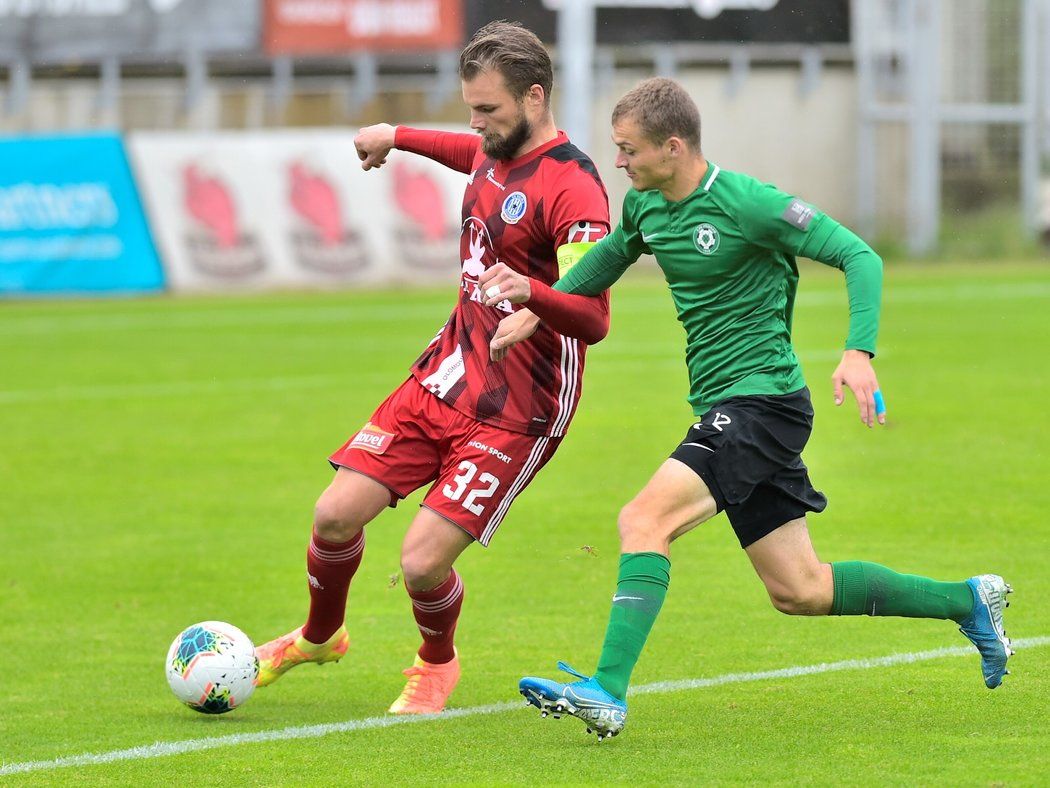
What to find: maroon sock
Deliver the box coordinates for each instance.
[302,530,365,644]
[408,570,464,664]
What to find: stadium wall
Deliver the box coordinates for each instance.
[3,63,862,221]
[591,65,860,225]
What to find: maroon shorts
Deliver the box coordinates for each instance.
[329,377,563,546]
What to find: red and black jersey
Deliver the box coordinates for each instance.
[395,127,610,437]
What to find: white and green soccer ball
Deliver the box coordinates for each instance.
[165,621,259,714]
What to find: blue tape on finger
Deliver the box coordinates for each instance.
[873,390,886,416]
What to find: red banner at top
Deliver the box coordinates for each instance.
[265,0,463,55]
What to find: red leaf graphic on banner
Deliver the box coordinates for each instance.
[289,161,343,245]
[183,164,238,248]
[393,162,445,241]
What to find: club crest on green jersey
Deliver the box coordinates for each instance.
[693,223,720,255]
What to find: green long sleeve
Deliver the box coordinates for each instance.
[802,221,883,356]
[553,224,640,296]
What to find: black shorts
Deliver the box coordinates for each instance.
[669,387,827,549]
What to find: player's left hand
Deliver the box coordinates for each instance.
[490,309,541,361]
[354,123,396,171]
[479,263,532,306]
[832,349,885,428]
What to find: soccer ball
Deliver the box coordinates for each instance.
[165,621,259,714]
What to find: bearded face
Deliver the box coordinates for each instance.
[463,70,541,162]
[480,107,532,161]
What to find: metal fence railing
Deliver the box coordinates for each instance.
[853,0,1047,253]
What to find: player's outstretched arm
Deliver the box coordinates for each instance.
[391,127,480,174]
[354,124,479,174]
[354,123,396,171]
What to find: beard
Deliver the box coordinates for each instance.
[480,112,532,160]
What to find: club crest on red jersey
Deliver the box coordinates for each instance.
[500,191,528,224]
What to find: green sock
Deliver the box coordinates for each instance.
[830,561,974,621]
[592,552,671,701]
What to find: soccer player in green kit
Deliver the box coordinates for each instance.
[478,78,1013,741]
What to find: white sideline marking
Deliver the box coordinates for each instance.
[2,636,1046,776]
[631,635,1049,694]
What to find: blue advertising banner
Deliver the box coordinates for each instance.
[0,134,164,295]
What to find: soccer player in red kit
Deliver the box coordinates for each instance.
[253,21,611,714]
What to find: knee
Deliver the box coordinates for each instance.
[766,582,826,616]
[399,546,450,591]
[617,500,676,553]
[313,496,365,543]
[617,500,657,543]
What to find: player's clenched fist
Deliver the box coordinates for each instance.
[354,123,396,170]
[479,263,532,306]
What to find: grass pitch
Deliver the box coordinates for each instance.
[1,261,1048,784]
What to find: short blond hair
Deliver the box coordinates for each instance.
[612,77,701,151]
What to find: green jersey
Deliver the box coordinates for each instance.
[553,163,883,415]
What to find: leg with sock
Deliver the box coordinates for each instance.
[593,552,671,700]
[255,529,363,687]
[517,552,668,740]
[408,569,464,664]
[303,530,366,642]
[519,458,714,739]
[389,570,465,713]
[830,561,974,621]
[830,561,1014,688]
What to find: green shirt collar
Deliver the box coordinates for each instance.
[662,161,721,207]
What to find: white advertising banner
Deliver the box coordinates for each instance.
[129,129,466,292]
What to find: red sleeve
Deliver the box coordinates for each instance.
[525,161,611,344]
[527,279,610,345]
[394,127,480,174]
[546,168,611,248]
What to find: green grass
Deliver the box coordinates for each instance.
[1,261,1049,785]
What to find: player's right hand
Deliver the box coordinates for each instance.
[354,123,396,170]
[479,263,532,306]
[490,309,541,361]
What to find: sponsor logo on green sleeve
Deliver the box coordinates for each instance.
[781,199,815,230]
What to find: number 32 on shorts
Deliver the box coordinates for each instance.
[442,461,500,515]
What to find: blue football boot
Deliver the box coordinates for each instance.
[958,574,1014,689]
[519,662,627,741]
